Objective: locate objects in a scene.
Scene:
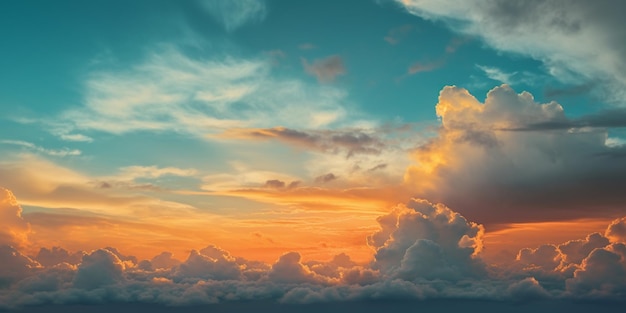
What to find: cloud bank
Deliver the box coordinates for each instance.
[2,189,626,309]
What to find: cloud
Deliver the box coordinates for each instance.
[53,47,350,137]
[302,55,346,83]
[73,249,126,290]
[368,199,485,281]
[384,24,412,45]
[407,59,443,75]
[0,188,30,248]
[268,252,332,284]
[500,108,626,131]
[173,246,242,282]
[215,127,385,158]
[298,43,316,50]
[606,217,626,243]
[0,140,81,157]
[565,243,626,297]
[397,0,626,103]
[558,233,610,264]
[59,133,93,143]
[2,189,626,307]
[405,85,626,225]
[200,0,267,32]
[34,247,85,267]
[544,82,596,99]
[0,245,40,288]
[406,37,466,76]
[315,173,338,184]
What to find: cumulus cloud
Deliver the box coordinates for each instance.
[368,199,485,281]
[405,85,626,224]
[0,188,30,248]
[565,243,626,297]
[34,247,85,267]
[302,55,346,83]
[173,246,242,282]
[200,0,267,32]
[606,217,626,243]
[0,245,41,288]
[73,249,126,289]
[397,0,626,103]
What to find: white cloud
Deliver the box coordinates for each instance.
[0,140,81,157]
[398,0,626,103]
[368,199,485,281]
[58,48,351,137]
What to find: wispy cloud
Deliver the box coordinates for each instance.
[384,24,412,45]
[476,64,540,86]
[200,0,267,32]
[53,47,351,137]
[0,140,81,157]
[398,0,626,104]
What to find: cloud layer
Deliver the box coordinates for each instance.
[2,189,625,309]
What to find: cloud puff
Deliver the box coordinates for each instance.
[0,188,30,248]
[200,0,267,32]
[565,243,626,297]
[0,245,41,288]
[606,217,626,243]
[173,246,242,282]
[73,249,126,289]
[368,199,485,281]
[302,55,346,83]
[397,0,626,103]
[34,247,85,267]
[406,85,626,225]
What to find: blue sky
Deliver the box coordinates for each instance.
[2,0,626,310]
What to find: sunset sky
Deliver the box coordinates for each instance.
[2,0,626,311]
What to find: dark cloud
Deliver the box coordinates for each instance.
[314,173,338,184]
[219,127,385,158]
[501,108,626,131]
[34,247,84,267]
[367,164,387,172]
[262,179,300,189]
[73,249,125,290]
[302,55,346,83]
[544,83,596,99]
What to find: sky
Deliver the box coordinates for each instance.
[1,0,626,310]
